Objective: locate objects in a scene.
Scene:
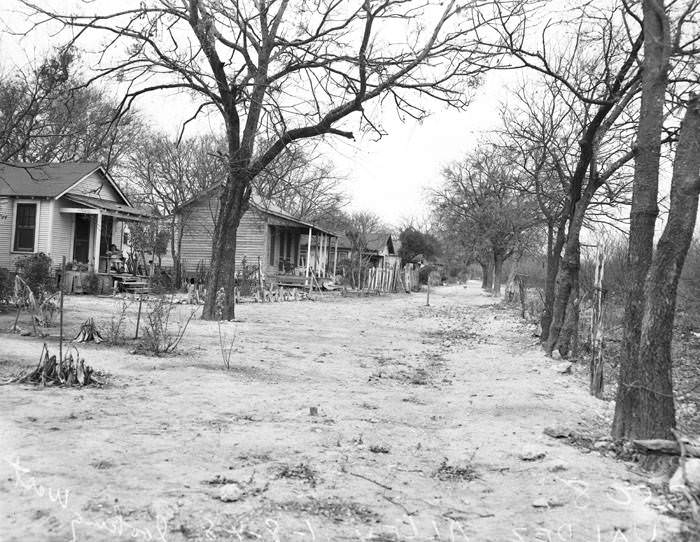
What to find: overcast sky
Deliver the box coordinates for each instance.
[0,1,526,227]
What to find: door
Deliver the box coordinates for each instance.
[73,214,91,263]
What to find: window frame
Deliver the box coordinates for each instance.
[11,200,39,253]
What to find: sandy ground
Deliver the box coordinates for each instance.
[0,283,677,541]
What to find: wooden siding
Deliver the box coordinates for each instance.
[0,197,13,269]
[69,170,122,203]
[0,197,51,270]
[179,196,268,275]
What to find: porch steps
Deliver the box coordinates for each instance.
[119,277,151,294]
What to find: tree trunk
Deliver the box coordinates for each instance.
[493,253,504,296]
[613,0,671,439]
[556,242,580,358]
[546,189,592,355]
[617,96,700,439]
[541,216,567,342]
[480,262,489,289]
[202,167,250,321]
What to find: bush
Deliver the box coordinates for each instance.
[15,252,56,301]
[138,297,196,355]
[0,267,12,305]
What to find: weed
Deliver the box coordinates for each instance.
[104,299,129,345]
[433,456,479,482]
[275,463,317,487]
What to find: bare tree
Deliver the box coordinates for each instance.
[253,144,347,223]
[626,94,700,440]
[125,133,226,287]
[345,211,383,289]
[433,144,541,295]
[0,50,139,168]
[476,2,651,354]
[19,0,513,319]
[613,0,700,440]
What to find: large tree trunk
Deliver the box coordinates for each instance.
[541,216,567,342]
[492,252,504,296]
[556,242,580,358]
[616,96,700,440]
[612,0,671,439]
[202,167,250,321]
[546,189,592,355]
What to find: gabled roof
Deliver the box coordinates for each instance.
[0,162,130,205]
[365,232,395,254]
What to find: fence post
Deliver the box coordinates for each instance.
[59,256,66,362]
[590,244,606,397]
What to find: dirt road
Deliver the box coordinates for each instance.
[0,284,673,541]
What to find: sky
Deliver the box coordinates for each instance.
[0,0,521,227]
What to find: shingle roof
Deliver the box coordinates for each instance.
[0,162,101,198]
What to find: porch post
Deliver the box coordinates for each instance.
[333,236,338,276]
[93,211,103,273]
[305,226,312,283]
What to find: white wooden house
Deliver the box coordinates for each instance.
[0,163,152,275]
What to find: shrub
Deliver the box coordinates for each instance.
[103,299,129,345]
[15,253,56,301]
[0,267,12,305]
[138,296,196,355]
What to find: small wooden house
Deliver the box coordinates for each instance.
[331,232,400,270]
[175,187,337,282]
[0,163,151,278]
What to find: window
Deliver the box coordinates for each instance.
[13,202,37,252]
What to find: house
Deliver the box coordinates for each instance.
[175,187,337,284]
[0,162,152,278]
[330,232,400,271]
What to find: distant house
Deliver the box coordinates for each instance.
[331,232,400,270]
[0,163,151,274]
[174,187,337,281]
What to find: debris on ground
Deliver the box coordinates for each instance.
[276,463,317,487]
[519,446,547,461]
[1,343,102,387]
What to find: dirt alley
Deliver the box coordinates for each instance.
[0,283,675,541]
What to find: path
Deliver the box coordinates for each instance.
[0,283,671,541]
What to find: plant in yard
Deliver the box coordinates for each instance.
[0,267,12,306]
[103,299,130,345]
[139,296,196,355]
[215,287,237,370]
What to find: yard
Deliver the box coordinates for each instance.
[0,284,679,541]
